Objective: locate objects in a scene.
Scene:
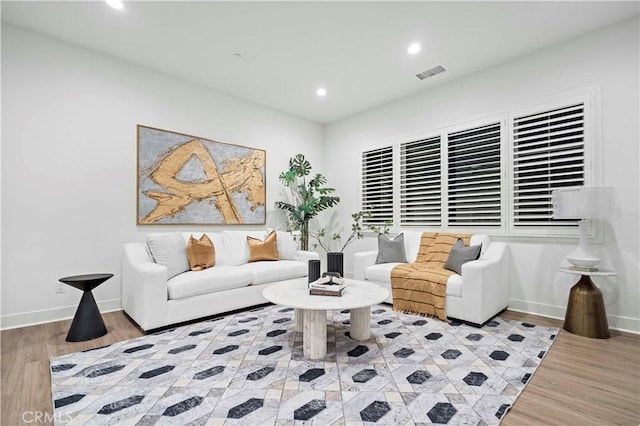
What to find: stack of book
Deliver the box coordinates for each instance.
[569,265,599,272]
[309,275,345,297]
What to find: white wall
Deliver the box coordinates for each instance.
[2,19,639,333]
[325,18,640,332]
[1,24,323,328]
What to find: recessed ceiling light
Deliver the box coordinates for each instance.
[233,53,243,59]
[408,43,421,55]
[316,88,327,97]
[105,0,124,10]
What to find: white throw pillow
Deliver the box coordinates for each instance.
[221,230,266,265]
[272,230,298,260]
[146,232,190,279]
[470,234,490,256]
[402,231,424,263]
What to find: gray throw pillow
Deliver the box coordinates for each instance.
[146,232,190,280]
[375,233,407,264]
[444,238,482,275]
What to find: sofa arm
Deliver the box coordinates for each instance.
[122,243,169,331]
[296,250,320,263]
[353,251,378,280]
[460,242,510,324]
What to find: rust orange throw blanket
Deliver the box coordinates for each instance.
[391,232,471,321]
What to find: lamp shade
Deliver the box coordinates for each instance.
[552,187,614,219]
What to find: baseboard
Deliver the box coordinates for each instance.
[508,298,639,334]
[0,299,122,331]
[507,298,566,320]
[3,297,637,335]
[607,315,640,335]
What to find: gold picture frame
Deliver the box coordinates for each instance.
[137,125,266,225]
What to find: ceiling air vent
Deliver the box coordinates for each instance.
[416,65,446,80]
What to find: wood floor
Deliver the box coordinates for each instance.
[1,309,638,425]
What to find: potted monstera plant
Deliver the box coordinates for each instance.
[275,154,340,251]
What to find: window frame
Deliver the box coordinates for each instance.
[398,132,443,228]
[358,86,599,240]
[506,91,596,238]
[442,115,507,235]
[359,143,395,228]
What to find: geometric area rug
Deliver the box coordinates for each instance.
[50,304,557,425]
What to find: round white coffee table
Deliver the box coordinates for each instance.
[263,279,389,360]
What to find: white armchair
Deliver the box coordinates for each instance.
[353,232,509,326]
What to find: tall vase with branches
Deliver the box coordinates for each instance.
[310,211,391,253]
[310,210,391,278]
[275,154,340,251]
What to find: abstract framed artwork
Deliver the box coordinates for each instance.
[137,125,266,225]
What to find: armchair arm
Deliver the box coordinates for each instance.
[296,250,320,263]
[353,251,378,280]
[121,243,169,331]
[460,242,510,324]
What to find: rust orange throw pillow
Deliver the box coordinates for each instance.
[186,234,215,271]
[247,230,279,262]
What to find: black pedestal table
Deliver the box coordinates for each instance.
[59,273,112,342]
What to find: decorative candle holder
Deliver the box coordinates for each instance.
[308,259,321,283]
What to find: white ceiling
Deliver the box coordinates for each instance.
[2,1,638,123]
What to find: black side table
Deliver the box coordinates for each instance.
[59,273,112,342]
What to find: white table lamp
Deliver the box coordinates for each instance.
[552,187,613,268]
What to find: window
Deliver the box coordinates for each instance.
[400,136,441,226]
[359,89,594,237]
[447,122,502,226]
[361,146,393,227]
[512,102,585,227]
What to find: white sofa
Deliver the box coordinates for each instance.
[353,232,509,326]
[122,230,319,331]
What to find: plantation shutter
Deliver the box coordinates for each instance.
[361,146,394,226]
[400,136,442,226]
[512,103,585,226]
[447,122,502,226]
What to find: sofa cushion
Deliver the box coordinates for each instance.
[365,263,399,284]
[167,266,253,300]
[446,273,463,298]
[470,234,490,256]
[182,232,226,264]
[248,230,279,262]
[375,233,407,264]
[403,231,424,263]
[240,260,307,285]
[364,264,462,297]
[444,238,481,274]
[273,230,298,260]
[146,232,190,280]
[221,230,266,265]
[186,234,215,271]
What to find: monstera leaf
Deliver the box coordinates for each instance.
[275,154,340,250]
